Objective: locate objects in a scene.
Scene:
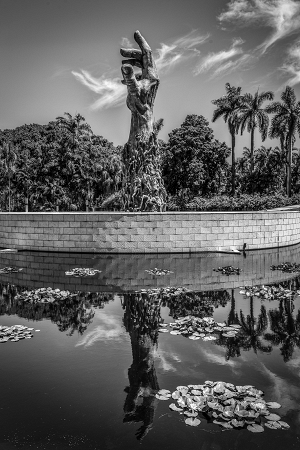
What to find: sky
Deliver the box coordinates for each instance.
[1,0,300,156]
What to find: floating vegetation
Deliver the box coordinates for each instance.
[145,268,173,276]
[155,381,289,431]
[15,287,76,303]
[0,267,23,274]
[158,316,241,340]
[270,262,300,273]
[0,324,37,343]
[213,266,241,276]
[240,285,300,300]
[65,268,101,277]
[136,286,188,297]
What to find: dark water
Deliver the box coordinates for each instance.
[1,248,300,449]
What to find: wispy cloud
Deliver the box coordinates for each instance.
[280,39,300,86]
[72,70,126,109]
[75,311,125,347]
[218,0,300,54]
[72,30,209,110]
[120,37,133,48]
[194,38,251,77]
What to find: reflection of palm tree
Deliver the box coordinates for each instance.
[239,298,272,354]
[122,293,161,441]
[227,289,239,326]
[265,299,300,362]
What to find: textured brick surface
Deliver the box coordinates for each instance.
[0,211,299,253]
[0,245,300,292]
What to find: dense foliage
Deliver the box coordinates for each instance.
[167,193,300,212]
[1,84,300,212]
[162,115,230,200]
[0,114,122,211]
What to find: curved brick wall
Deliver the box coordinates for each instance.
[0,210,299,254]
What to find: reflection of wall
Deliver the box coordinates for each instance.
[0,211,300,253]
[0,245,299,292]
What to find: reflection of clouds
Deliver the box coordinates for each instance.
[154,348,181,372]
[76,311,125,348]
[200,347,243,375]
[286,355,300,377]
[258,360,300,424]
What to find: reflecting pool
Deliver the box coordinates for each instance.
[1,248,300,449]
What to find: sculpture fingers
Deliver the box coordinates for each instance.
[120,48,142,61]
[122,58,142,69]
[134,30,158,81]
[121,64,139,93]
[134,30,151,53]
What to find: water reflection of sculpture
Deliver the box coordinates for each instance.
[0,283,113,335]
[265,299,300,362]
[121,292,161,440]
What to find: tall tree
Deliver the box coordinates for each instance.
[163,114,230,202]
[266,86,300,197]
[0,142,17,211]
[238,89,274,177]
[212,83,242,196]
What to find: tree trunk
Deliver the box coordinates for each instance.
[231,131,236,196]
[287,135,292,197]
[8,176,11,212]
[250,127,255,174]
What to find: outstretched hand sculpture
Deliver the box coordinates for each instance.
[118,31,166,212]
[120,30,159,148]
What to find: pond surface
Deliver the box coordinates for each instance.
[1,248,300,450]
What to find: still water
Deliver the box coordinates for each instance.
[1,248,300,450]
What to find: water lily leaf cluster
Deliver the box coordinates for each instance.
[145,268,173,276]
[240,285,299,300]
[15,287,76,303]
[213,266,241,275]
[65,268,101,277]
[0,266,23,274]
[270,262,300,273]
[158,316,241,340]
[136,286,188,297]
[0,324,38,343]
[155,381,290,431]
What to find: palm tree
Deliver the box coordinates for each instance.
[55,112,92,149]
[0,142,17,211]
[238,89,274,177]
[266,86,300,197]
[212,83,242,196]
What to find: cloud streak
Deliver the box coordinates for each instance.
[218,0,300,54]
[194,38,252,77]
[281,39,300,86]
[72,30,209,110]
[72,70,126,109]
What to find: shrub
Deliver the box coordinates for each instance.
[167,193,300,212]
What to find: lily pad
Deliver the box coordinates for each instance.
[247,424,264,433]
[169,403,183,412]
[266,413,281,421]
[185,417,201,426]
[155,394,170,400]
[266,402,281,409]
